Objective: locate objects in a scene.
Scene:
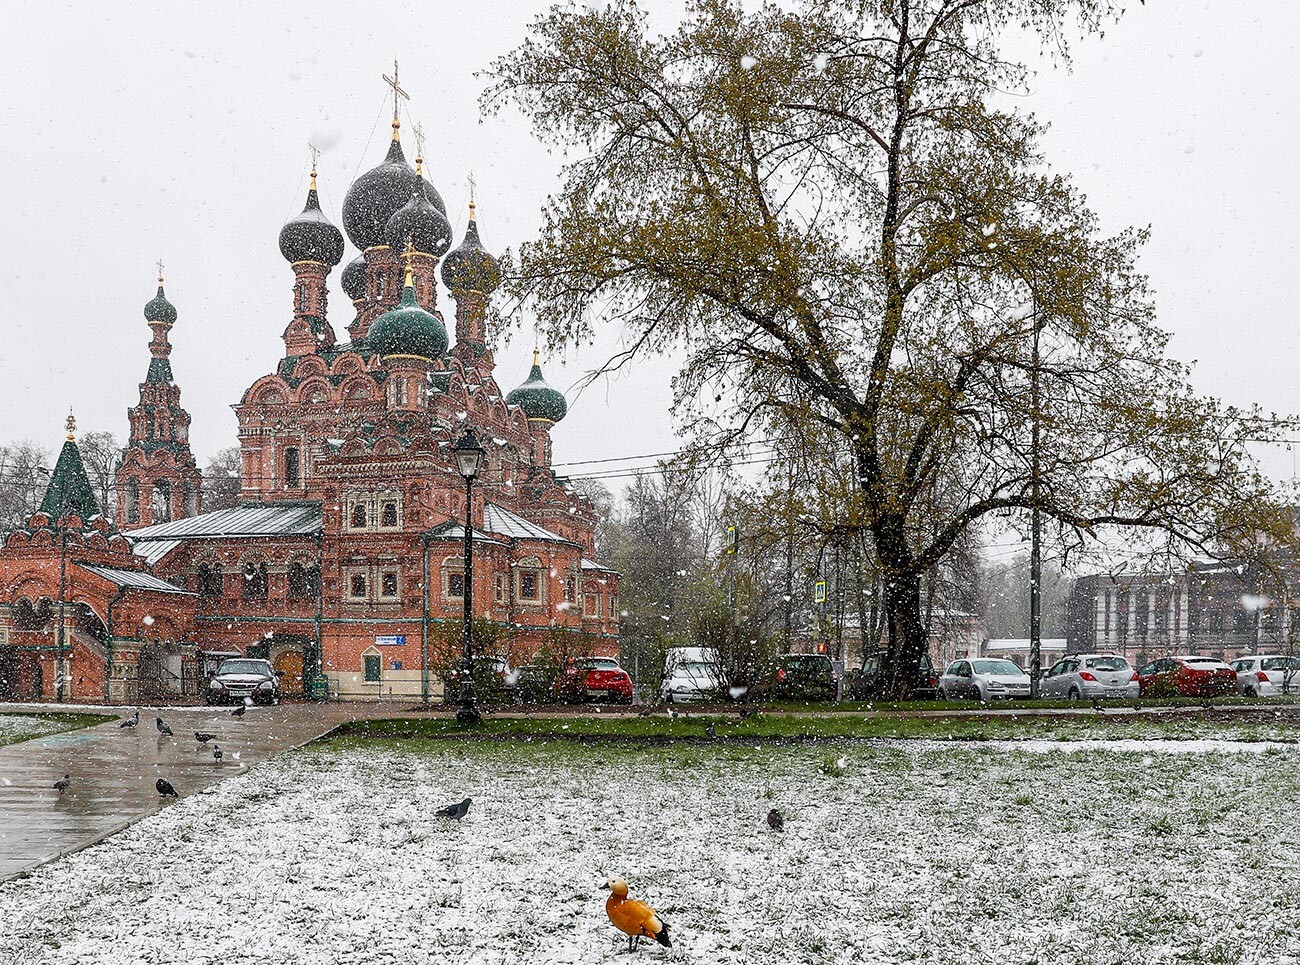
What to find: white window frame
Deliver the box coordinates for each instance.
[345,567,369,603]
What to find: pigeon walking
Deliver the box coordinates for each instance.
[194,732,216,744]
[705,722,716,739]
[231,704,247,718]
[155,717,172,736]
[213,745,223,762]
[435,797,472,820]
[156,778,178,797]
[119,710,139,729]
[767,808,784,831]
[53,774,70,794]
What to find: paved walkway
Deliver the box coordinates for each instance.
[0,702,382,882]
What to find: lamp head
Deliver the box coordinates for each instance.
[452,427,486,479]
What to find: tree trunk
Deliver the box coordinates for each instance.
[880,568,928,700]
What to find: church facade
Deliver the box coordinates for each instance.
[0,103,620,703]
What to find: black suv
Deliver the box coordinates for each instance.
[770,654,839,701]
[847,650,939,700]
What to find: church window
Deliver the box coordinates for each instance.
[493,574,507,605]
[296,281,307,311]
[584,591,601,618]
[516,569,543,604]
[363,653,381,683]
[346,571,368,602]
[380,570,400,600]
[564,576,576,604]
[197,563,223,598]
[381,500,399,529]
[446,569,465,600]
[288,562,320,599]
[389,378,408,408]
[125,480,140,524]
[350,502,369,530]
[242,560,269,600]
[284,447,300,488]
[152,481,172,523]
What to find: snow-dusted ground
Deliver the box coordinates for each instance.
[0,713,69,746]
[2,739,1298,964]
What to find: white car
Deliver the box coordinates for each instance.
[1231,654,1300,697]
[1040,653,1139,701]
[937,658,1030,700]
[660,660,725,703]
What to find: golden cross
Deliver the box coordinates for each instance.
[382,59,410,128]
[412,122,425,160]
[308,142,321,171]
[467,171,477,204]
[156,258,165,283]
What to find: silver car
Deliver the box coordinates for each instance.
[1041,653,1139,701]
[1231,654,1300,697]
[937,658,1030,700]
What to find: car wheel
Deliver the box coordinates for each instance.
[1068,687,1081,701]
[1245,687,1257,698]
[937,687,948,700]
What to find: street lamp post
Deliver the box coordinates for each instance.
[452,427,486,724]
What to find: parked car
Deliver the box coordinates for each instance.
[470,655,517,703]
[1230,654,1300,697]
[770,654,839,701]
[1040,654,1139,701]
[514,664,555,704]
[555,657,634,704]
[1135,656,1237,697]
[206,658,281,705]
[937,658,1031,700]
[660,658,725,703]
[848,650,940,700]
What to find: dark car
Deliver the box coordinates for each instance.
[771,654,838,701]
[514,664,556,704]
[206,658,281,705]
[848,650,939,700]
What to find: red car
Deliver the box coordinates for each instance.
[555,657,634,704]
[1136,655,1237,697]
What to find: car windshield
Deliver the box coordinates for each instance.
[580,659,619,670]
[1262,657,1293,672]
[972,660,1025,676]
[217,660,268,675]
[1086,657,1130,672]
[676,662,717,674]
[1185,658,1229,668]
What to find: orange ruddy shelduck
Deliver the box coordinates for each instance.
[602,876,672,952]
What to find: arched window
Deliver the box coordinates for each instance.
[126,480,140,524]
[287,561,320,599]
[242,560,269,600]
[284,447,300,488]
[152,480,172,522]
[350,502,368,529]
[197,563,223,598]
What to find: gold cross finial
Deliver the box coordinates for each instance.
[65,408,76,442]
[156,258,165,284]
[467,171,477,220]
[412,122,425,175]
[402,234,416,288]
[308,142,321,189]
[383,59,410,140]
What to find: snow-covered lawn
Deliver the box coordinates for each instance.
[2,738,1298,964]
[0,713,79,747]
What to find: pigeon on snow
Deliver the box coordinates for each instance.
[53,774,71,794]
[767,808,784,831]
[155,717,173,736]
[231,704,247,718]
[435,798,472,820]
[213,746,223,762]
[119,710,139,729]
[194,732,216,744]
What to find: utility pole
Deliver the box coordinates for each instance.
[1029,298,1043,698]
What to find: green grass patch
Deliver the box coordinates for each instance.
[0,711,117,747]
[327,708,1300,746]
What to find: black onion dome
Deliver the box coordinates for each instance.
[144,282,177,324]
[440,212,501,294]
[341,255,367,301]
[341,138,447,251]
[278,182,345,266]
[384,188,453,257]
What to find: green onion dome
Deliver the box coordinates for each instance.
[278,171,345,266]
[383,187,453,257]
[144,278,176,325]
[341,137,446,251]
[440,203,501,294]
[366,265,448,361]
[506,351,568,425]
[341,254,367,301]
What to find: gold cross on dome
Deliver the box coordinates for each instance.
[383,59,410,128]
[466,171,477,204]
[413,122,426,159]
[156,258,165,283]
[308,142,321,170]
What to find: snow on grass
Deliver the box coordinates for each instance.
[2,739,1299,964]
[0,713,78,747]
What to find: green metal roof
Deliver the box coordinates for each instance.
[79,564,194,595]
[39,438,101,521]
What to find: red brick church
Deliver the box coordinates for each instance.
[0,94,619,703]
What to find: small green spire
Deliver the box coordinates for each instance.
[39,415,101,522]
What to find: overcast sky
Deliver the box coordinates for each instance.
[1,1,1297,489]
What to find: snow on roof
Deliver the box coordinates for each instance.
[482,503,573,544]
[133,538,182,566]
[78,564,194,595]
[581,558,616,572]
[126,503,323,541]
[423,520,508,545]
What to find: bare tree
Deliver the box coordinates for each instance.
[202,447,242,512]
[77,430,120,521]
[0,440,51,531]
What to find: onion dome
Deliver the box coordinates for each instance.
[341,254,367,301]
[341,138,446,251]
[506,350,568,425]
[366,258,448,361]
[279,169,345,266]
[441,202,501,294]
[144,276,176,325]
[383,187,453,257]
